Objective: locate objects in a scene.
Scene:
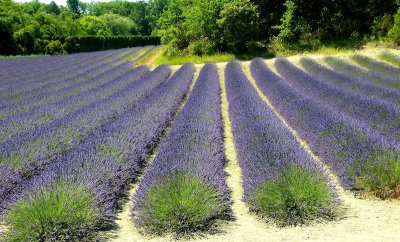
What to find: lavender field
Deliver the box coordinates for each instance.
[0,48,399,241]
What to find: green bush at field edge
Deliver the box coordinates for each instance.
[4,180,99,242]
[135,171,227,237]
[249,165,336,226]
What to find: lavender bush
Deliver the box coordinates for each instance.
[276,58,400,142]
[300,58,400,107]
[0,48,137,106]
[2,64,194,241]
[323,56,400,91]
[351,54,400,80]
[0,65,171,208]
[0,63,149,142]
[132,63,230,236]
[226,60,337,225]
[252,58,400,198]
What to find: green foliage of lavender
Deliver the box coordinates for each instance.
[139,172,225,235]
[4,180,99,242]
[250,165,334,226]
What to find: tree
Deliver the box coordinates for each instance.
[250,0,285,39]
[101,13,138,36]
[388,8,400,44]
[156,0,229,54]
[218,0,260,53]
[128,1,150,35]
[67,0,80,16]
[275,0,399,44]
[14,25,37,54]
[78,15,110,36]
[0,17,15,55]
[47,1,60,15]
[146,0,169,30]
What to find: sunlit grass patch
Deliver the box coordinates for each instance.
[134,171,226,237]
[378,51,400,67]
[4,180,99,242]
[249,165,335,226]
[154,52,235,66]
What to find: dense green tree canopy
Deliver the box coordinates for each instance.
[101,13,138,36]
[0,0,399,56]
[67,0,80,16]
[218,0,260,53]
[78,15,110,36]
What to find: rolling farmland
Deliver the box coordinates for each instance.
[0,48,400,241]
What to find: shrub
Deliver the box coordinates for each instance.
[187,39,215,56]
[135,171,225,236]
[249,165,335,226]
[371,14,393,40]
[388,8,400,44]
[217,0,260,54]
[45,40,64,55]
[4,180,99,242]
[355,150,400,199]
[69,36,160,52]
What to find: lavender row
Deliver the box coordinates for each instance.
[0,48,139,106]
[0,48,111,78]
[0,50,140,115]
[251,58,398,190]
[0,49,124,97]
[3,48,138,107]
[132,63,230,231]
[0,48,127,92]
[0,49,124,105]
[0,51,102,84]
[0,65,149,144]
[351,54,400,80]
[323,56,400,91]
[275,58,400,142]
[0,48,120,72]
[226,60,332,202]
[0,61,139,125]
[0,61,136,122]
[0,65,171,205]
[300,58,400,107]
[2,64,194,233]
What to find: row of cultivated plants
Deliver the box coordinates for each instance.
[0,64,173,209]
[0,49,153,124]
[251,55,400,199]
[0,61,194,240]
[0,48,139,100]
[1,53,400,240]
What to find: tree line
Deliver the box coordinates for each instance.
[156,0,400,55]
[0,0,162,55]
[1,0,400,56]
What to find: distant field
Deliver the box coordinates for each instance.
[0,47,399,241]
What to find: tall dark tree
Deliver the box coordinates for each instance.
[67,0,80,16]
[146,0,169,30]
[47,1,60,15]
[250,0,285,39]
[0,17,14,55]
